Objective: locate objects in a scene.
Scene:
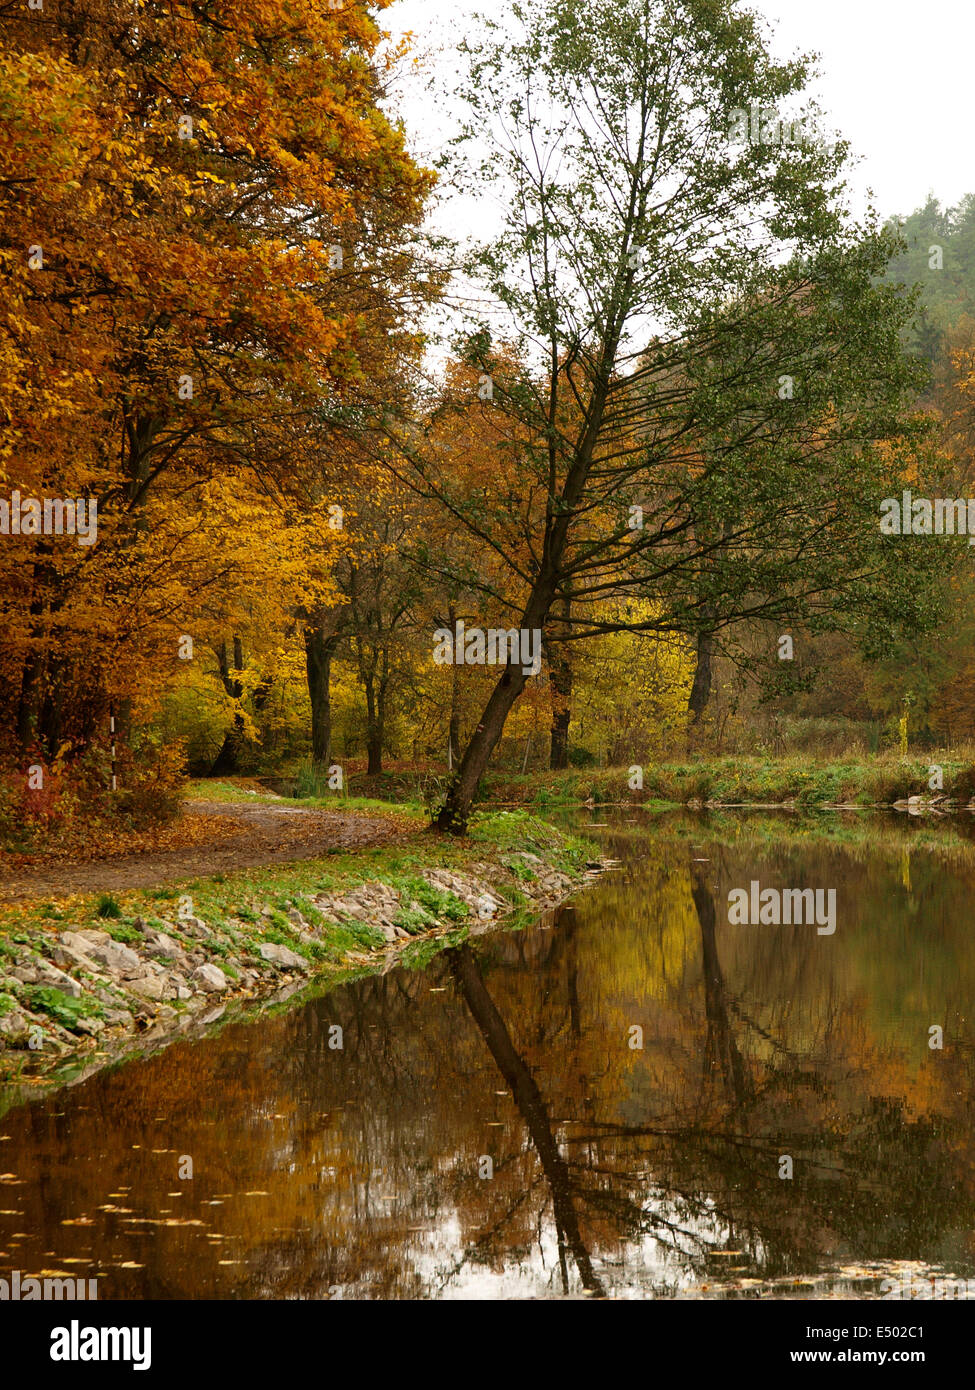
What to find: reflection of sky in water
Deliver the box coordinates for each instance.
[2,811,975,1299]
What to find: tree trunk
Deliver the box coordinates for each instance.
[211,637,245,775]
[688,627,714,722]
[16,650,40,749]
[360,670,380,776]
[447,604,461,770]
[360,643,390,776]
[548,598,573,770]
[366,727,383,776]
[211,721,245,776]
[436,662,531,832]
[548,650,572,770]
[16,565,49,751]
[304,622,339,767]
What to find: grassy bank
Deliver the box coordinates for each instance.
[229,753,975,813]
[0,807,594,1095]
[480,754,975,810]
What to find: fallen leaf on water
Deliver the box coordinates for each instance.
[122,1217,204,1227]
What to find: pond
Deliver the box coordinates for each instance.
[2,811,974,1299]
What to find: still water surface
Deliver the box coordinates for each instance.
[2,812,974,1299]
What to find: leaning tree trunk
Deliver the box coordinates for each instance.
[435,365,613,833]
[436,662,531,833]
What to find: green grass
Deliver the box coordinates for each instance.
[481,755,975,810]
[467,807,591,872]
[170,755,975,817]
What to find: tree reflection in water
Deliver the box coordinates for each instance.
[1,816,974,1298]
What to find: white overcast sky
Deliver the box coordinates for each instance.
[384,0,974,223]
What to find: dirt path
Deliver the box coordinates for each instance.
[0,801,411,903]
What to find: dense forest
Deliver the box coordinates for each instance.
[4,0,975,845]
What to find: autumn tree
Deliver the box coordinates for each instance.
[1,0,434,766]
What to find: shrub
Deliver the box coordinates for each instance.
[114,737,185,828]
[568,746,598,767]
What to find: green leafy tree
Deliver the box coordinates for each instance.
[379,0,947,832]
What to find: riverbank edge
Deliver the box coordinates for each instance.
[248,755,975,814]
[479,759,975,813]
[0,810,603,1105]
